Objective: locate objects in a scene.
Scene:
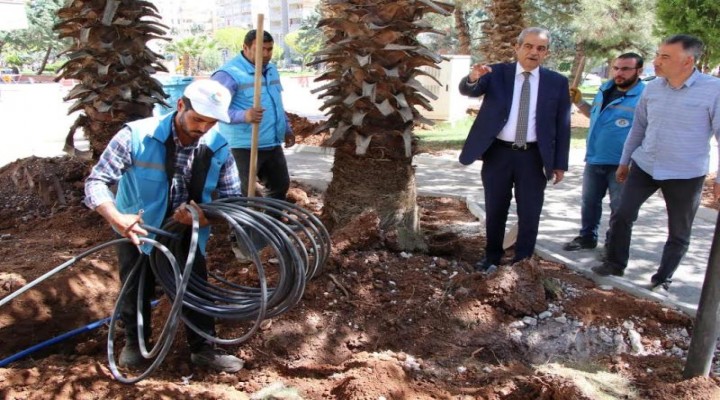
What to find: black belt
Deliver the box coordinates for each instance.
[494,139,538,150]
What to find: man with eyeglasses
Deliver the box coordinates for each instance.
[592,35,720,291]
[563,53,645,252]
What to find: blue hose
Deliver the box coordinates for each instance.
[0,300,160,367]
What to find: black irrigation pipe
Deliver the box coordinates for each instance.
[0,198,330,384]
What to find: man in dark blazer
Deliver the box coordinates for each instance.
[459,27,571,271]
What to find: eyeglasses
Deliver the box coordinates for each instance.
[612,66,640,72]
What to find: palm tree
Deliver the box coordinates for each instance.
[54,0,169,158]
[452,0,485,55]
[479,0,526,63]
[165,36,216,76]
[312,0,454,250]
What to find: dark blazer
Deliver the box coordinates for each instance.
[459,62,571,178]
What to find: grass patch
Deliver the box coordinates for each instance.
[415,117,473,152]
[415,116,589,152]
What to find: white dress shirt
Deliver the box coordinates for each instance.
[496,64,540,143]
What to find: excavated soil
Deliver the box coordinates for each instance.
[0,124,719,398]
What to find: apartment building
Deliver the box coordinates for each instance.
[152,0,217,37]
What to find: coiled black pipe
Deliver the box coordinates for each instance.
[109,198,330,383]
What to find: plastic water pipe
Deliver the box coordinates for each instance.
[0,300,159,368]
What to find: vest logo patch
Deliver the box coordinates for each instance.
[615,118,630,128]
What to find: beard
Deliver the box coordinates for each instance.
[177,111,204,142]
[615,76,639,89]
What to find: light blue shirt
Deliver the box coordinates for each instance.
[620,70,720,182]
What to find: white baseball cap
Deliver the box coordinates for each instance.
[182,79,231,123]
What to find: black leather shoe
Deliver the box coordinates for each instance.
[648,279,671,292]
[475,258,498,272]
[563,236,598,251]
[591,263,624,277]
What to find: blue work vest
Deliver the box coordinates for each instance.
[215,54,287,149]
[586,80,645,165]
[115,113,231,254]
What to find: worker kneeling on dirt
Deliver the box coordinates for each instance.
[84,80,244,372]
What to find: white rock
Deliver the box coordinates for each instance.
[554,316,568,324]
[522,317,538,326]
[622,321,635,331]
[628,329,645,354]
[539,311,553,320]
[509,321,526,329]
[483,366,493,373]
[509,330,523,342]
[400,252,412,259]
[457,366,467,373]
[402,355,421,371]
[680,328,690,338]
[599,285,614,291]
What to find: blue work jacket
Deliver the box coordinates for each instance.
[215,55,287,149]
[585,80,645,165]
[116,113,231,254]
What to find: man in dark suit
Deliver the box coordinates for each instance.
[458,27,571,271]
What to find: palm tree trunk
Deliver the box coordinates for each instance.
[454,7,471,55]
[182,53,191,76]
[480,0,525,63]
[323,139,424,251]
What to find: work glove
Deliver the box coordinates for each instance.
[569,87,583,105]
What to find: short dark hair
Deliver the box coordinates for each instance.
[617,52,644,69]
[180,96,194,111]
[244,29,274,46]
[662,34,704,62]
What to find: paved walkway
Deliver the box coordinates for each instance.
[285,144,718,317]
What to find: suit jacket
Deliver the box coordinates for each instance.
[459,62,571,178]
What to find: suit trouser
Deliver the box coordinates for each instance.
[117,233,215,352]
[481,142,547,263]
[605,164,704,283]
[232,146,290,201]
